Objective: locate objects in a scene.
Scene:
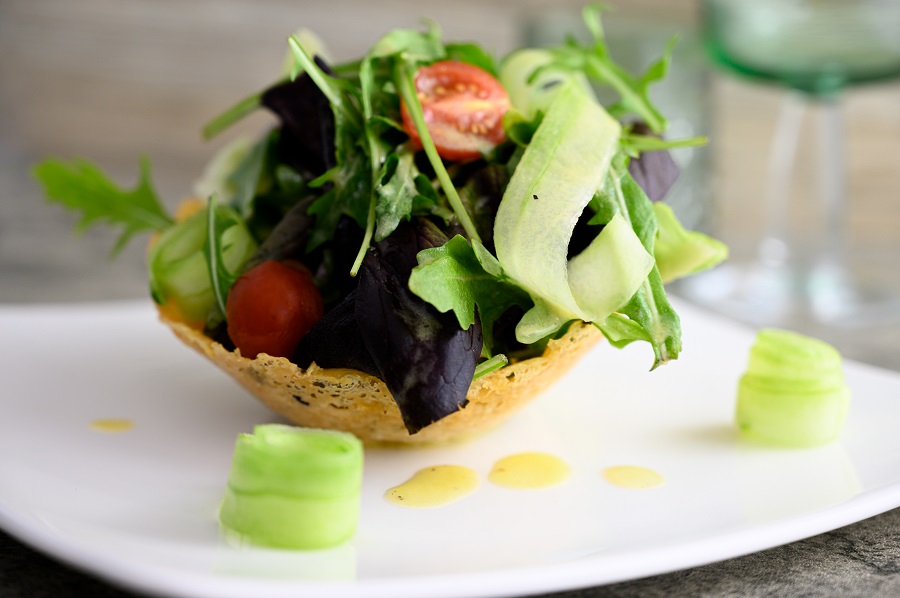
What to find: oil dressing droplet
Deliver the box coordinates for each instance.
[489,452,570,489]
[90,418,134,433]
[602,465,665,489]
[385,465,478,508]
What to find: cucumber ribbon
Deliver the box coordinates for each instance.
[493,82,654,344]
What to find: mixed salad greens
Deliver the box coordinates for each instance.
[34,6,726,435]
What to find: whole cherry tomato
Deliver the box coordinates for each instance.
[400,60,510,162]
[226,260,324,359]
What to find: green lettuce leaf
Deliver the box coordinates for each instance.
[408,235,531,354]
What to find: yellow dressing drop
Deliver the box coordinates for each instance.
[489,452,570,489]
[602,465,665,489]
[90,418,134,433]
[384,465,478,508]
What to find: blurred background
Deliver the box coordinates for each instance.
[2,0,899,363]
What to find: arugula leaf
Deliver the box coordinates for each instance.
[360,24,482,262]
[603,48,676,133]
[583,5,674,133]
[594,160,682,367]
[32,157,172,255]
[446,42,499,75]
[367,20,445,63]
[528,5,674,134]
[288,37,361,126]
[621,123,705,202]
[620,272,681,368]
[287,27,454,272]
[621,132,708,154]
[305,156,371,251]
[282,37,370,256]
[372,24,479,242]
[408,235,531,354]
[285,24,493,277]
[349,55,385,274]
[374,151,421,241]
[412,173,444,213]
[225,131,276,217]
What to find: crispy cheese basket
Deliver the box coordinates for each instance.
[162,310,603,444]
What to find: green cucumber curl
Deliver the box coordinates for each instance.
[147,205,257,323]
[219,425,364,550]
[736,329,851,448]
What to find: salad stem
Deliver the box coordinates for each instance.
[473,354,509,379]
[585,55,665,134]
[206,195,229,316]
[351,203,377,276]
[201,91,266,140]
[351,58,383,276]
[288,37,350,121]
[395,62,481,244]
[622,133,708,154]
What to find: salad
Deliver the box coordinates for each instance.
[34,6,727,441]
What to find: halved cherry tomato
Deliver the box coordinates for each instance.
[226,260,324,359]
[400,60,510,162]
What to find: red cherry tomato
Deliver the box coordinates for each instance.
[226,260,324,359]
[400,60,510,162]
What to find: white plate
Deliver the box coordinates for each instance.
[2,299,900,598]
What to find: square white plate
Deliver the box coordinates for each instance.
[2,299,900,598]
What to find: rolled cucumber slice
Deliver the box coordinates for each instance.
[736,329,851,447]
[219,424,364,549]
[148,206,257,323]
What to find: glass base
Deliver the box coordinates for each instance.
[675,258,900,330]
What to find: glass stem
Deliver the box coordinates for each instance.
[758,91,806,268]
[816,95,846,272]
[807,94,850,319]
